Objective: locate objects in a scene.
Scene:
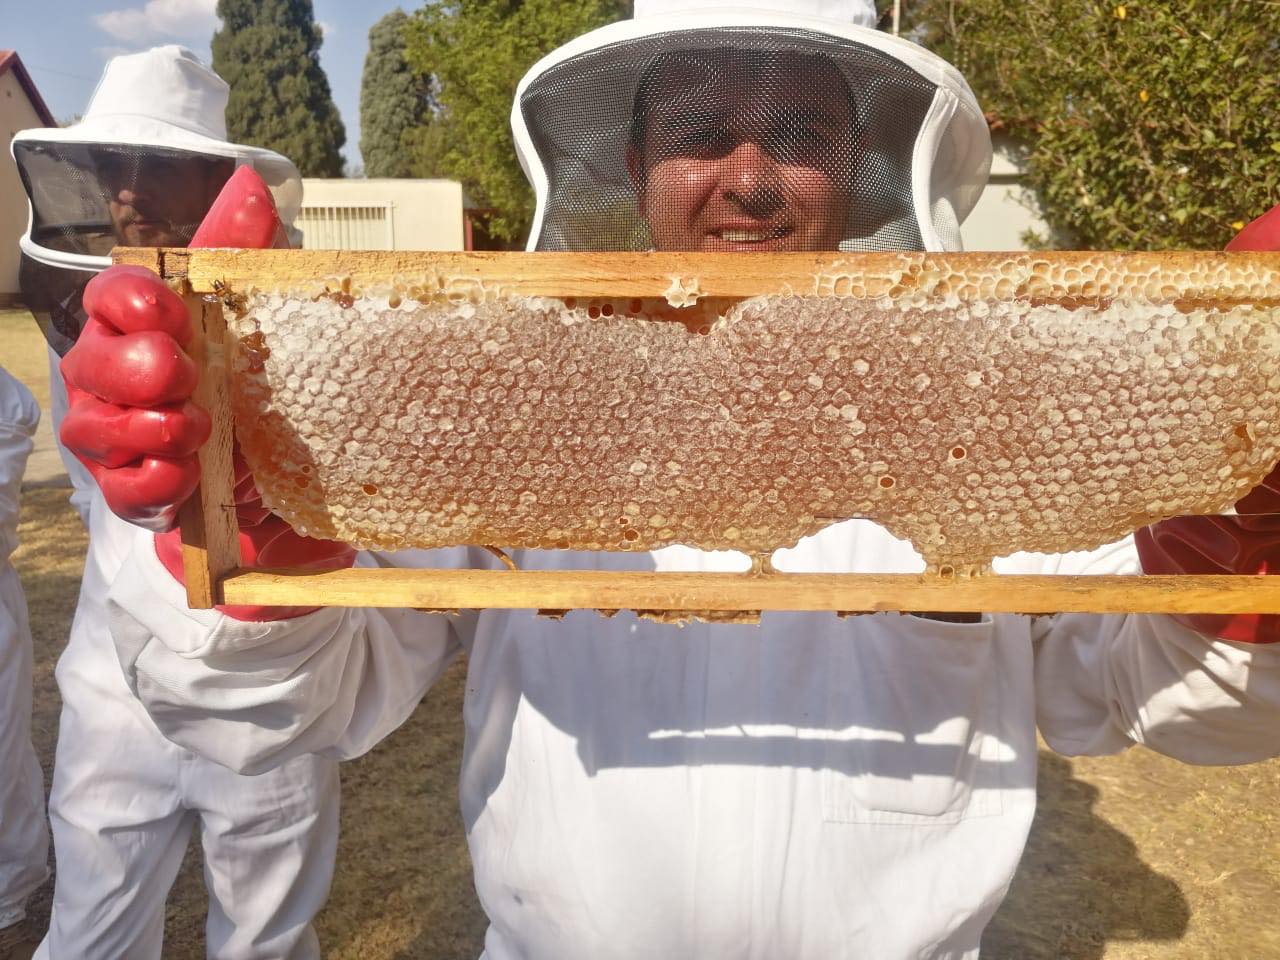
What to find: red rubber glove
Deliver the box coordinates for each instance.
[61,266,210,528]
[61,165,355,620]
[1135,202,1280,642]
[154,448,356,620]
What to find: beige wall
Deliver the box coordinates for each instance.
[961,136,1053,252]
[298,178,465,251]
[1,70,50,299]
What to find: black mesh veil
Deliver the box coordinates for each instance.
[19,255,94,356]
[14,140,234,354]
[518,26,956,253]
[14,141,234,257]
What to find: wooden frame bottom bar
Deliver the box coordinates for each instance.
[213,569,1280,615]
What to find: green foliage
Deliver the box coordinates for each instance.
[360,9,434,178]
[904,0,1280,250]
[401,0,629,246]
[213,0,346,177]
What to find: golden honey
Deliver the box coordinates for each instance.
[226,256,1280,571]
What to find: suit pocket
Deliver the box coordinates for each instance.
[821,614,1005,825]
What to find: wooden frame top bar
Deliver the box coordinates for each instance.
[113,247,1280,301]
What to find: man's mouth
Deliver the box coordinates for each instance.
[709,224,791,245]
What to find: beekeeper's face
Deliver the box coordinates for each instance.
[628,50,855,252]
[98,150,230,247]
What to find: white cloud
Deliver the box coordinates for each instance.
[95,0,219,43]
[317,20,335,38]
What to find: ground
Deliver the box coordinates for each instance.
[3,307,1279,957]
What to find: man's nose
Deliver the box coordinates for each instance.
[115,186,149,205]
[721,140,783,217]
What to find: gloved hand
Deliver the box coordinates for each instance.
[61,264,210,529]
[1135,202,1280,642]
[154,447,356,620]
[61,165,355,620]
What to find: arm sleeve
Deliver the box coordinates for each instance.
[1018,539,1280,764]
[107,527,471,775]
[1034,612,1280,764]
[47,346,95,529]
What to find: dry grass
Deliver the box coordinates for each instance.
[1,310,51,411]
[985,750,1280,959]
[7,307,1280,958]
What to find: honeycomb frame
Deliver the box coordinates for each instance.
[112,247,1280,615]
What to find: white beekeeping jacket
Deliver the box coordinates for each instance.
[105,521,1280,959]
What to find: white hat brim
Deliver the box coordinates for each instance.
[12,114,296,177]
[12,115,303,274]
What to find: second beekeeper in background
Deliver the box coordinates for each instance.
[13,46,343,960]
[49,3,1280,958]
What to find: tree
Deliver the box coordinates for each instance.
[904,0,1280,250]
[213,0,346,177]
[360,9,434,178]
[401,0,629,246]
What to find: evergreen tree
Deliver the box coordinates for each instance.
[401,0,629,246]
[213,0,346,177]
[360,9,433,178]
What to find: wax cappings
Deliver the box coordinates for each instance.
[227,264,1280,573]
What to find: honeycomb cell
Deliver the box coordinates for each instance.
[227,260,1280,571]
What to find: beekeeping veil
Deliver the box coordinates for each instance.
[12,45,302,354]
[513,0,991,253]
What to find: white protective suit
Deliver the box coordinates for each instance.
[0,367,48,931]
[47,350,93,528]
[105,528,1280,960]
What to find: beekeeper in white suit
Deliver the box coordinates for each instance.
[55,6,1280,959]
[0,368,46,959]
[13,47,339,960]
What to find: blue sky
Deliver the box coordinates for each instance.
[8,0,413,169]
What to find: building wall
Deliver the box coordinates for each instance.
[961,136,1053,252]
[1,70,50,301]
[298,178,465,251]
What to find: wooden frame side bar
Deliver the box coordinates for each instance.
[177,289,241,607]
[217,569,1280,615]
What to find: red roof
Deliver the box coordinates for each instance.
[0,50,56,127]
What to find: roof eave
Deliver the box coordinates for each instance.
[0,50,58,127]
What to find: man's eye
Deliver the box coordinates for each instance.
[677,127,727,149]
[782,123,830,145]
[767,124,834,161]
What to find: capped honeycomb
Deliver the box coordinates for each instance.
[225,257,1280,572]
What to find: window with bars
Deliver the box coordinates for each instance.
[296,202,394,250]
